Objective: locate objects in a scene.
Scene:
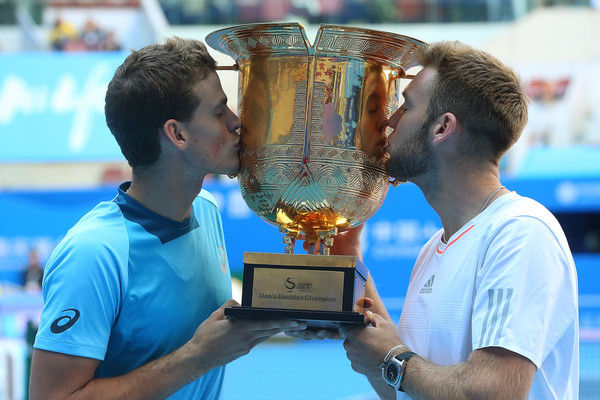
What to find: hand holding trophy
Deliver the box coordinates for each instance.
[206,23,424,329]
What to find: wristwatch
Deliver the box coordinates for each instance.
[381,351,416,391]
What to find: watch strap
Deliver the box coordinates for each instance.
[394,351,416,392]
[395,350,416,362]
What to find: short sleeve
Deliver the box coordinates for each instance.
[34,223,128,361]
[471,216,577,368]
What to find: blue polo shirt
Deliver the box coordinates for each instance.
[35,183,232,399]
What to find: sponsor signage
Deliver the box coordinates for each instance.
[0,52,126,162]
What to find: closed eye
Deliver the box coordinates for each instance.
[214,97,229,116]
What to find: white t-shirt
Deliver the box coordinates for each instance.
[396,192,579,400]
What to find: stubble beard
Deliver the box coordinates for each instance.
[385,125,435,183]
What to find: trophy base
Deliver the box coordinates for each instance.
[224,306,365,330]
[229,252,368,330]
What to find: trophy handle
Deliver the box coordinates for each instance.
[216,64,239,71]
[390,178,405,187]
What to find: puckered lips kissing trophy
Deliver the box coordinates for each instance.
[206,22,424,329]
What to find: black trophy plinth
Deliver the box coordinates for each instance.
[225,252,367,330]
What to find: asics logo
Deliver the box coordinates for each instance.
[50,308,80,333]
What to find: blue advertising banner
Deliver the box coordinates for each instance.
[1,177,598,302]
[0,52,127,162]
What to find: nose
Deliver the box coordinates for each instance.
[227,107,241,134]
[377,116,389,133]
[387,107,402,130]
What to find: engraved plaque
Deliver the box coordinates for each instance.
[225,252,369,328]
[251,268,345,312]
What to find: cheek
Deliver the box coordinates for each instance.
[204,129,229,154]
[391,117,416,142]
[210,137,227,154]
[206,132,237,168]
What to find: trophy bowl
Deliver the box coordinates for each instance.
[207,22,424,254]
[206,23,425,328]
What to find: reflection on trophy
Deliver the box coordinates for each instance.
[206,23,424,328]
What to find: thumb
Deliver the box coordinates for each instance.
[211,299,239,321]
[222,298,240,308]
[365,310,382,327]
[356,297,375,309]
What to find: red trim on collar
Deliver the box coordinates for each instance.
[436,224,475,254]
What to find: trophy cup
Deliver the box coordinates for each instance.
[206,23,424,329]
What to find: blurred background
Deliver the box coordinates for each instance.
[0,0,599,399]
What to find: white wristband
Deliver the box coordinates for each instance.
[383,344,408,363]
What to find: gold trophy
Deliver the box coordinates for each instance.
[206,23,424,328]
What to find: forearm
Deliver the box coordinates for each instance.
[85,345,205,399]
[400,349,534,400]
[368,376,395,400]
[30,342,212,400]
[32,303,303,400]
[400,356,473,400]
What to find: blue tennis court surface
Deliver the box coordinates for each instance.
[224,337,600,400]
[223,338,374,400]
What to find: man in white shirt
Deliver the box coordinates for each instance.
[323,41,578,399]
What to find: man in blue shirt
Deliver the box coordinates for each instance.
[30,37,307,400]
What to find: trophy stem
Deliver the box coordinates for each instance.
[317,228,338,255]
[281,226,298,254]
[280,226,339,255]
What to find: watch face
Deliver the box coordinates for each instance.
[386,363,399,382]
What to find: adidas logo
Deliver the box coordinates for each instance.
[420,274,435,294]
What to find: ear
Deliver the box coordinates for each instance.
[431,112,458,144]
[161,119,188,151]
